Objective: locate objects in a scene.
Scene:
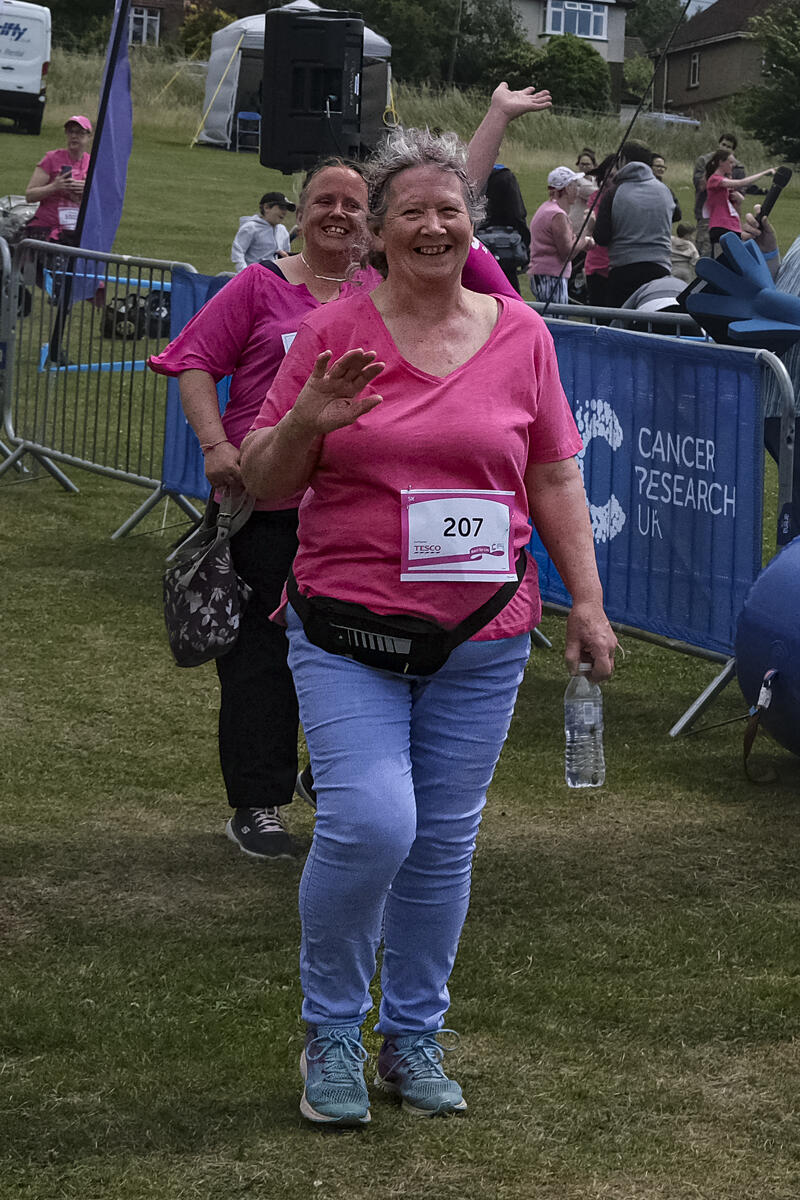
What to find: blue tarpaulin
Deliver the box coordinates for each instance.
[160,268,233,497]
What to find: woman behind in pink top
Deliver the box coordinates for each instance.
[582,153,617,309]
[24,115,92,243]
[149,157,378,862]
[241,128,617,1128]
[704,149,775,257]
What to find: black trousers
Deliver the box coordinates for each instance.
[607,262,669,310]
[764,415,800,543]
[215,509,300,809]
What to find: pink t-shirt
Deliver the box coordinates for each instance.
[462,236,522,299]
[252,291,582,639]
[148,248,522,509]
[528,199,572,281]
[705,173,740,234]
[32,148,90,237]
[149,263,380,509]
[583,190,609,277]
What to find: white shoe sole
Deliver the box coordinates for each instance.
[300,1049,371,1125]
[225,819,294,861]
[374,1074,467,1116]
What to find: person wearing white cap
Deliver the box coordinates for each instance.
[24,115,93,243]
[527,166,594,306]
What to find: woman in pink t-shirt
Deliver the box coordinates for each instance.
[704,149,775,256]
[241,128,617,1128]
[148,86,549,864]
[24,115,92,243]
[527,166,595,306]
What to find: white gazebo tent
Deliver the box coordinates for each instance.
[196,0,391,150]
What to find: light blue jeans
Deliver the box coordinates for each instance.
[286,606,530,1035]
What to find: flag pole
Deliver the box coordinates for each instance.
[75,0,132,246]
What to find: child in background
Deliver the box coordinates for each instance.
[231,191,295,271]
[671,222,699,284]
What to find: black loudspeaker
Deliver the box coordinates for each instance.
[261,7,364,175]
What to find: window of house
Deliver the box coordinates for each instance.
[689,52,700,87]
[546,1,608,40]
[129,6,161,46]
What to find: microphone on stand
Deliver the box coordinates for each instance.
[757,166,793,227]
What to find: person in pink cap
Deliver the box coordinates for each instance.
[24,115,93,243]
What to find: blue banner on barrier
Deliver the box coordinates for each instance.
[531,324,764,657]
[160,268,233,498]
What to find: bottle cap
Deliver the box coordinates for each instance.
[578,662,592,673]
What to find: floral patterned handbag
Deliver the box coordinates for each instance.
[162,492,255,668]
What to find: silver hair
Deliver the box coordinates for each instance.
[367,126,486,226]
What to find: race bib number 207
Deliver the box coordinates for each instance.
[400,489,516,583]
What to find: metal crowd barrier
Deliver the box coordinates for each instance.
[536,319,796,734]
[0,237,201,537]
[529,299,707,337]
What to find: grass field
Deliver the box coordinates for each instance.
[2,65,800,1200]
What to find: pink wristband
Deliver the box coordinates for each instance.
[200,439,230,454]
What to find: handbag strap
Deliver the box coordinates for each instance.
[166,491,255,564]
[217,490,256,536]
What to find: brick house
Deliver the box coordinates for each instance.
[512,0,636,104]
[651,0,771,117]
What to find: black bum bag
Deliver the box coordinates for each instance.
[286,554,526,677]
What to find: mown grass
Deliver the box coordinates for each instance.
[2,472,799,1200]
[2,56,800,1200]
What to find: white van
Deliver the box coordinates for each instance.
[0,1,51,134]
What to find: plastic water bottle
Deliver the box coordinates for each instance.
[564,664,605,788]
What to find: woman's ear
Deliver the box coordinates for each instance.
[369,220,385,253]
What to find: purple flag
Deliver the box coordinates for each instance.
[76,0,133,262]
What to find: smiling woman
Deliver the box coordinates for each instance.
[240,126,617,1130]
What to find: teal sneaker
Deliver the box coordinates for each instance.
[300,1025,371,1126]
[374,1030,467,1116]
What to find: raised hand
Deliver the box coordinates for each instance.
[489,82,552,120]
[291,349,384,435]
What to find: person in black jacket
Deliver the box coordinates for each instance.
[476,163,530,293]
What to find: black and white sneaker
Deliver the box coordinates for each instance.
[295,765,317,810]
[226,807,294,859]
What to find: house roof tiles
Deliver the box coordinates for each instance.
[669,0,772,50]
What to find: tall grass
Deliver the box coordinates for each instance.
[44,49,771,168]
[47,48,206,132]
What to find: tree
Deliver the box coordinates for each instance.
[623,54,655,106]
[741,0,800,163]
[181,2,237,59]
[320,0,536,88]
[50,0,110,50]
[533,34,611,113]
[452,0,541,91]
[625,0,684,52]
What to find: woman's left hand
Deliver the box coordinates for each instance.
[290,349,384,436]
[565,599,617,682]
